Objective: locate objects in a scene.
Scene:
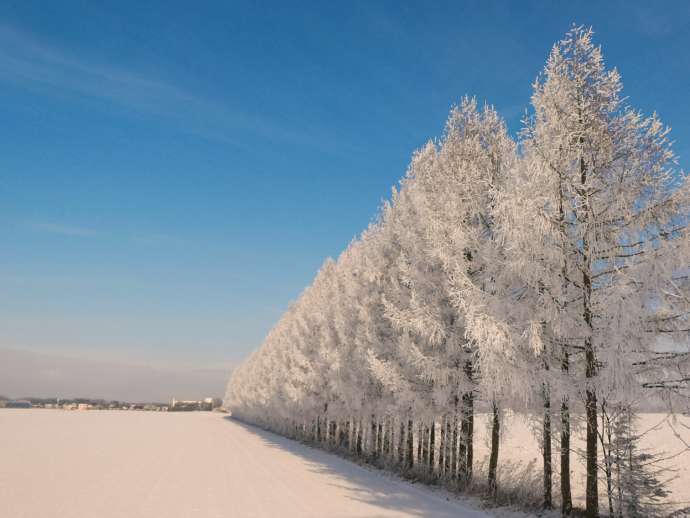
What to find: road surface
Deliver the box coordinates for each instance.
[0,409,489,518]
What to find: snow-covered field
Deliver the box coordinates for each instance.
[469,412,690,512]
[0,409,489,518]
[2,410,688,518]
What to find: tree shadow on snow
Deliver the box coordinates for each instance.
[222,416,486,518]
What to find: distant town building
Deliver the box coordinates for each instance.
[0,397,168,412]
[5,400,32,409]
[169,397,222,411]
[204,397,223,409]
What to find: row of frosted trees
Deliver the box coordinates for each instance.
[226,27,690,517]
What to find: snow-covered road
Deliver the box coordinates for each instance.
[0,410,489,518]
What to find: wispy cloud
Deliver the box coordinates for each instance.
[0,25,196,110]
[631,5,690,37]
[27,222,99,237]
[0,25,351,155]
[24,221,199,247]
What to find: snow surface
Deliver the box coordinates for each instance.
[0,410,490,518]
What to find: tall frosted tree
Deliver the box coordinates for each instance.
[505,26,690,517]
[421,98,518,490]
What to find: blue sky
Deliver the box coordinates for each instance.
[1,1,689,388]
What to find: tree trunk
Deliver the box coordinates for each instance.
[323,403,329,444]
[460,360,474,483]
[561,352,572,515]
[581,133,599,518]
[466,389,474,482]
[406,418,414,470]
[438,415,446,478]
[543,384,553,509]
[417,422,423,464]
[601,404,614,518]
[445,415,452,475]
[356,419,363,456]
[377,422,383,458]
[585,342,598,518]
[488,401,500,496]
[383,417,390,456]
[398,420,405,466]
[459,401,469,483]
[451,397,459,480]
[429,421,436,475]
[371,415,378,459]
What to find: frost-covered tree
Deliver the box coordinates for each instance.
[503,25,690,517]
[375,142,471,478]
[597,402,675,517]
[416,98,519,490]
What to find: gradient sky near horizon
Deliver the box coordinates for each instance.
[1,1,689,395]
